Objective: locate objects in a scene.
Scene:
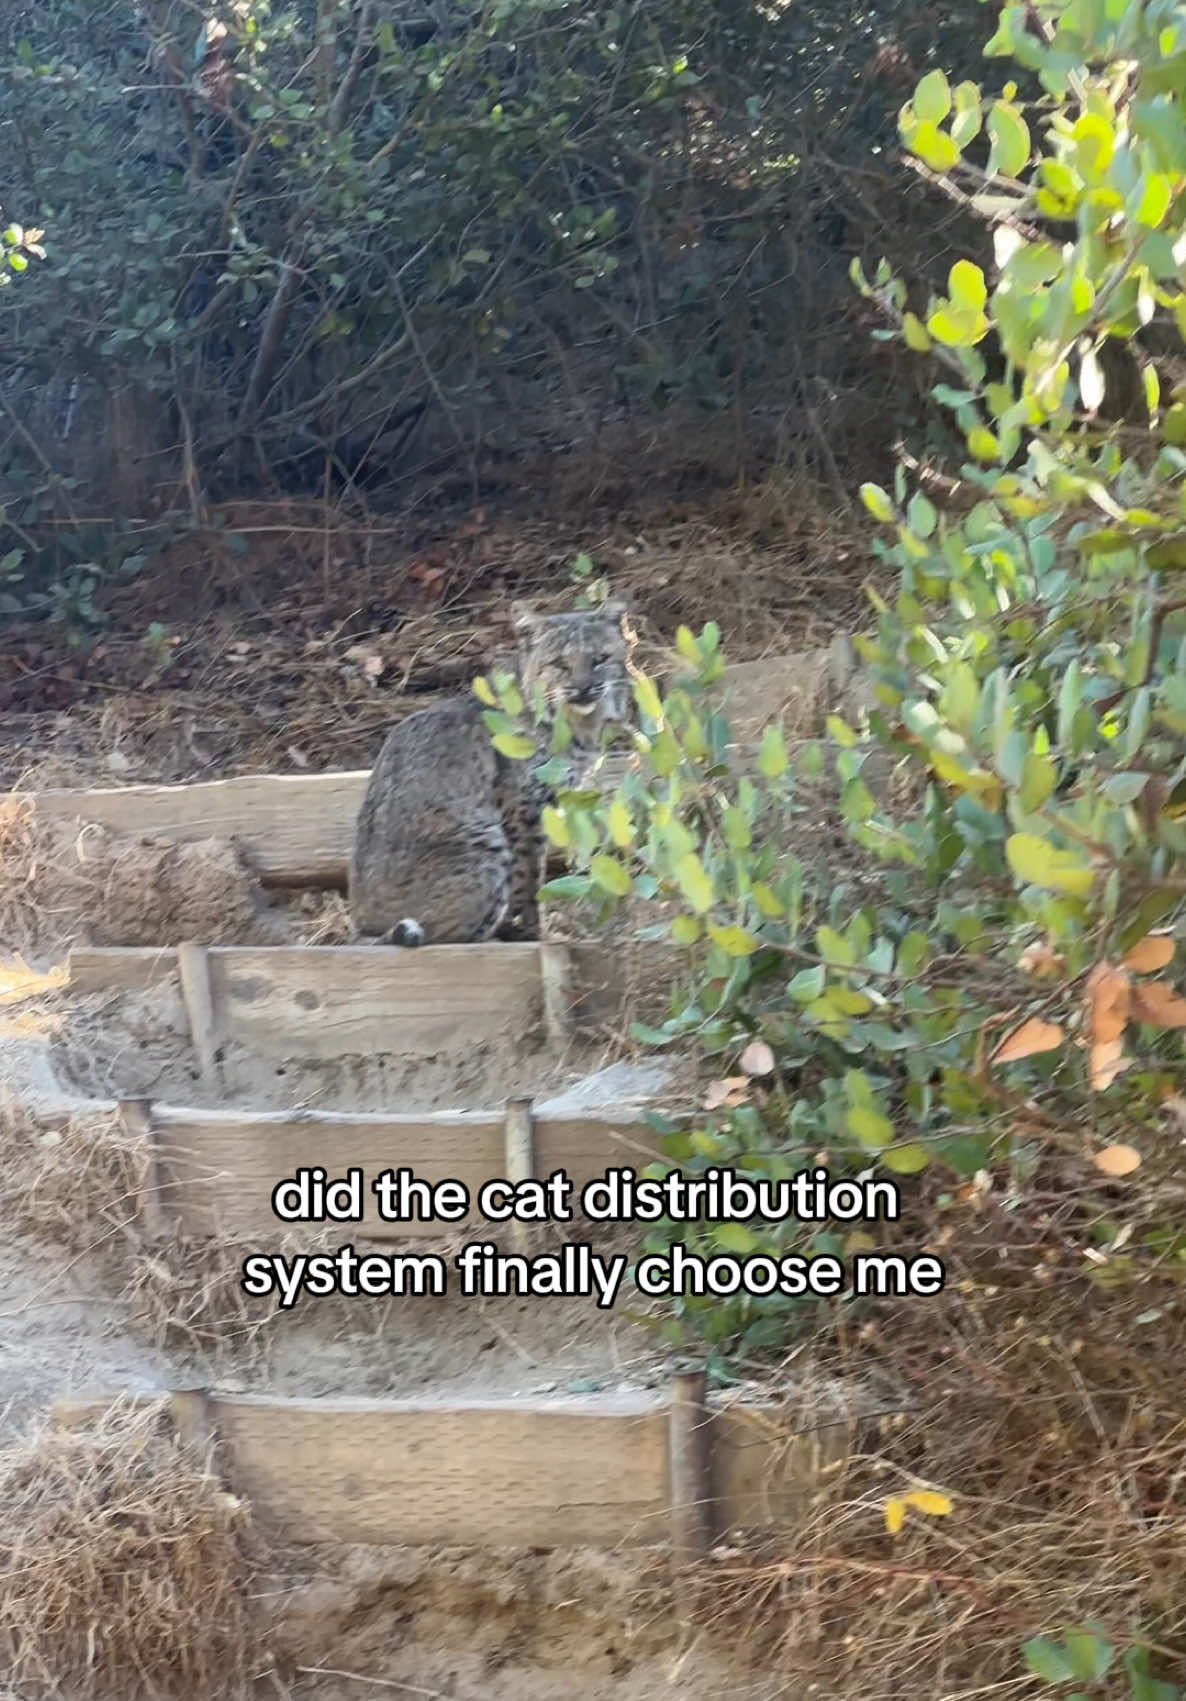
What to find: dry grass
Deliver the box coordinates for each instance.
[0,1095,342,1360]
[0,795,277,955]
[677,1158,1186,1701]
[0,1097,147,1254]
[0,1397,266,1699]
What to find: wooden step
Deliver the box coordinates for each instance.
[66,940,648,1062]
[54,1384,850,1551]
[127,1097,664,1241]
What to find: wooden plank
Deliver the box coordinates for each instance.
[28,654,831,889]
[67,945,178,993]
[33,771,370,887]
[146,1104,662,1240]
[67,943,545,1059]
[51,1389,843,1549]
[207,944,542,1060]
[215,1392,671,1547]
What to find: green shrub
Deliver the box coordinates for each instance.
[486,0,1186,1356]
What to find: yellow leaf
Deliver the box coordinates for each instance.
[903,311,932,352]
[751,882,785,918]
[1123,934,1176,973]
[739,1040,775,1076]
[991,1017,1065,1064]
[844,1230,876,1255]
[1093,1143,1141,1177]
[904,1490,954,1517]
[884,1498,906,1536]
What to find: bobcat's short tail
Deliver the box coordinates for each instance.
[385,918,426,947]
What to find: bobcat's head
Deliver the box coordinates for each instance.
[512,601,632,742]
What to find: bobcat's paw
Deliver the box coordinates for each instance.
[385,917,426,947]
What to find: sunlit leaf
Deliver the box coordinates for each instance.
[991,1017,1065,1064]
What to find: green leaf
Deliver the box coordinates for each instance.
[1019,751,1058,811]
[950,82,982,147]
[752,882,785,918]
[903,311,932,351]
[788,965,826,1002]
[910,121,961,171]
[757,723,788,779]
[1006,833,1095,897]
[650,730,682,776]
[1023,1638,1076,1685]
[928,307,990,347]
[722,806,752,849]
[633,675,663,722]
[707,923,762,957]
[1057,661,1082,748]
[907,493,938,539]
[607,798,633,848]
[880,1142,931,1174]
[539,875,593,901]
[541,806,570,848]
[898,932,931,975]
[675,624,700,664]
[491,732,536,760]
[913,69,952,123]
[1064,1629,1114,1685]
[949,259,987,312]
[816,925,856,966]
[674,852,714,913]
[860,483,895,523]
[472,676,497,707]
[590,853,632,896]
[713,1222,761,1255]
[671,915,702,946]
[849,1106,894,1150]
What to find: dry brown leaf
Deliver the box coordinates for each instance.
[1086,961,1131,1044]
[1019,940,1066,978]
[1131,980,1186,1029]
[1093,1144,1142,1177]
[1123,934,1176,973]
[991,1017,1065,1065]
[1089,1036,1129,1091]
[739,1039,776,1076]
[704,1076,749,1111]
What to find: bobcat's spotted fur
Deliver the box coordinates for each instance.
[349,602,631,946]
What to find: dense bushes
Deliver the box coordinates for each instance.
[0,0,985,528]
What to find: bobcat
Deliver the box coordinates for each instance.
[349,601,632,946]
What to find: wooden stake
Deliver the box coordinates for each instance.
[668,1366,712,1570]
[169,1388,217,1457]
[176,941,220,1090]
[539,942,573,1050]
[503,1097,534,1255]
[118,1096,163,1239]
